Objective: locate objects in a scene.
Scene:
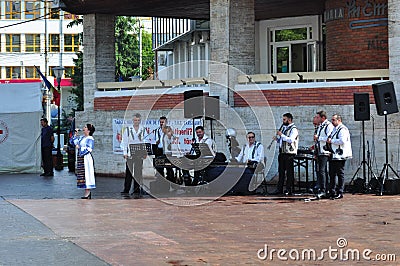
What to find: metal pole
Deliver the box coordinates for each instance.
[55,80,63,170]
[139,18,143,79]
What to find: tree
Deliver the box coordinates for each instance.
[115,17,154,80]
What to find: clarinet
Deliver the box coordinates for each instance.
[267,124,284,150]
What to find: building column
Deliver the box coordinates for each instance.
[389,0,400,98]
[82,14,115,111]
[209,0,255,104]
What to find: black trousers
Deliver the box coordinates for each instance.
[41,146,53,174]
[277,153,295,192]
[329,159,346,194]
[123,156,143,193]
[316,155,330,192]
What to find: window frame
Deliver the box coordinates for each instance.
[5,0,21,19]
[49,34,60,52]
[64,34,80,52]
[25,34,41,53]
[25,1,41,19]
[6,66,22,79]
[6,34,21,52]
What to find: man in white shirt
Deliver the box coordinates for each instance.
[236,131,265,170]
[314,110,334,198]
[327,114,352,200]
[154,116,167,178]
[271,113,299,195]
[120,113,146,197]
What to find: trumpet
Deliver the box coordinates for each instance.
[267,124,284,150]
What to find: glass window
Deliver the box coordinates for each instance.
[275,28,308,42]
[64,12,79,20]
[5,0,21,19]
[25,34,41,52]
[6,67,21,79]
[64,66,75,78]
[49,34,60,52]
[49,8,59,19]
[25,1,41,19]
[64,34,80,52]
[6,34,21,52]
[25,66,39,78]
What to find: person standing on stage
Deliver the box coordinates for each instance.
[40,118,54,177]
[236,131,265,172]
[70,123,96,199]
[162,125,176,183]
[120,113,146,197]
[271,113,299,195]
[154,116,167,178]
[314,110,334,198]
[327,114,352,200]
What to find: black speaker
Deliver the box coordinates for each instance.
[205,96,220,120]
[184,90,203,119]
[372,81,399,116]
[353,93,370,121]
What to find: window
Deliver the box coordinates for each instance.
[6,67,21,79]
[49,8,59,19]
[49,34,60,52]
[6,34,21,52]
[5,0,21,19]
[64,12,79,20]
[25,1,41,19]
[25,34,41,52]
[64,66,75,78]
[64,34,80,52]
[25,66,39,78]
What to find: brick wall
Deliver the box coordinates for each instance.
[325,0,388,70]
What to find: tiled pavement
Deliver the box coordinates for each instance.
[0,170,399,265]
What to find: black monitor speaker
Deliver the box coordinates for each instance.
[353,93,370,121]
[205,96,220,120]
[184,90,203,119]
[372,81,399,116]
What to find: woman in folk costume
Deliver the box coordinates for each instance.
[70,123,96,199]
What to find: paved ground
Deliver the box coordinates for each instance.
[0,169,399,265]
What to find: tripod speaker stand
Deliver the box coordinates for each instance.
[350,93,377,193]
[350,120,378,193]
[378,112,400,195]
[372,81,400,195]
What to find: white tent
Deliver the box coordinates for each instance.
[0,83,42,173]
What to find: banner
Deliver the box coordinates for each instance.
[112,118,202,154]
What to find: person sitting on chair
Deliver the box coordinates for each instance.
[235,131,265,173]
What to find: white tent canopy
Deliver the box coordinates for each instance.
[0,83,42,173]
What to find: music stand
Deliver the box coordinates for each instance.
[129,143,152,197]
[378,113,400,195]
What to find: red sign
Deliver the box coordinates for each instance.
[0,78,73,87]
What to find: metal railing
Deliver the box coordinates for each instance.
[237,69,389,84]
[96,69,389,91]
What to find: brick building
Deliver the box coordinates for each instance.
[59,0,399,185]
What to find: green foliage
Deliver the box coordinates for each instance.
[70,51,84,112]
[69,16,155,113]
[115,16,154,80]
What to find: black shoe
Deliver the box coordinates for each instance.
[334,193,343,200]
[284,190,293,196]
[120,191,129,194]
[44,172,54,177]
[317,192,327,199]
[81,192,91,199]
[40,173,46,176]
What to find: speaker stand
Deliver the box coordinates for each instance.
[349,120,378,193]
[378,113,400,195]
